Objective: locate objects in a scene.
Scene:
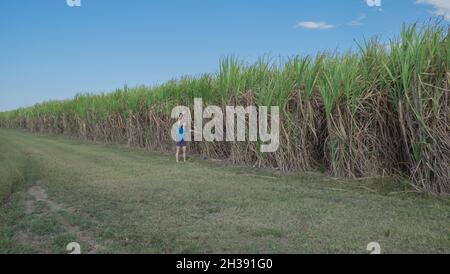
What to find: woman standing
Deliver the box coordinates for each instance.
[175,114,199,163]
[175,121,188,162]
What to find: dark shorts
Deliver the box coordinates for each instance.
[176,139,187,147]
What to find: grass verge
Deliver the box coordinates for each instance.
[0,129,449,253]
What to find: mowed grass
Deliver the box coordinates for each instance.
[0,128,449,254]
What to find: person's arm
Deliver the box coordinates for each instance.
[177,114,184,127]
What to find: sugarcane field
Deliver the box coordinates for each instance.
[0,0,449,260]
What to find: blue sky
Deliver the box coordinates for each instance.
[0,0,449,111]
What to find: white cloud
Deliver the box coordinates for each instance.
[295,21,335,30]
[348,14,367,26]
[366,0,382,7]
[416,0,450,20]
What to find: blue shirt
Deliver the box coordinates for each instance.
[177,126,185,142]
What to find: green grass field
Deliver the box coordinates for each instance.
[0,128,449,254]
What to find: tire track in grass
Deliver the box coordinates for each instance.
[19,180,102,253]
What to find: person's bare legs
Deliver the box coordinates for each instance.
[182,146,186,162]
[176,147,180,162]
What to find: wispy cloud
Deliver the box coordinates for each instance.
[348,14,367,26]
[416,0,450,20]
[366,0,382,7]
[295,21,335,30]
